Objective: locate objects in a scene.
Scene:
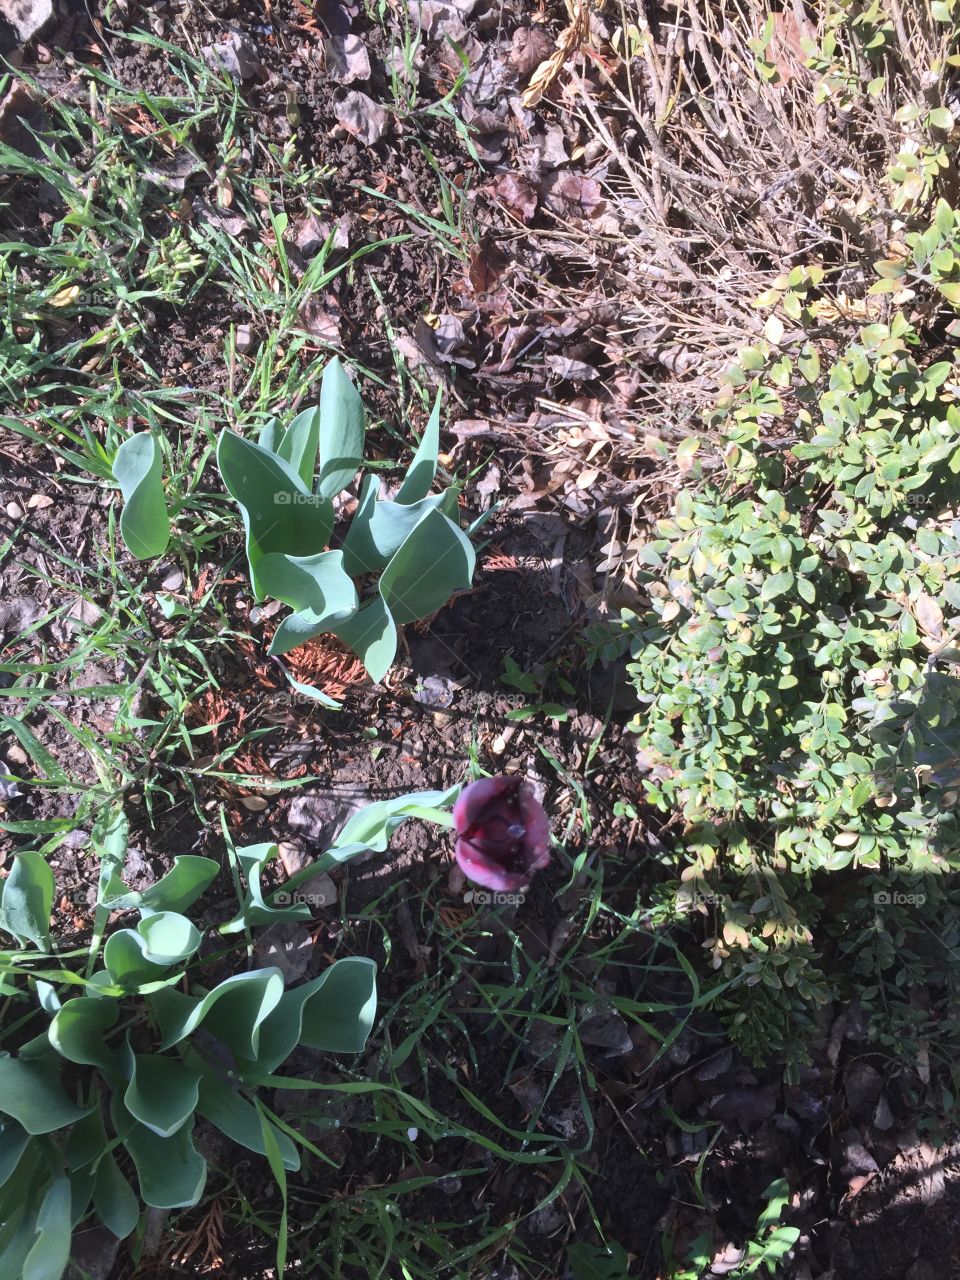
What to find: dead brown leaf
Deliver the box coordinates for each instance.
[336,91,387,145]
[541,170,603,218]
[467,237,510,296]
[491,172,539,222]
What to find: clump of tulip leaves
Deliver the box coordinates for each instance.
[0,789,456,1279]
[217,358,478,703]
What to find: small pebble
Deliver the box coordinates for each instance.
[5,502,23,519]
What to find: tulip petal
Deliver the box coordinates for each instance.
[453,775,511,833]
[453,775,551,892]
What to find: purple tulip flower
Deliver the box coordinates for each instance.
[454,775,550,892]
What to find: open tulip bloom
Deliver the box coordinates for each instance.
[454,775,551,892]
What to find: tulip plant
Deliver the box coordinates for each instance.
[0,787,464,1280]
[217,359,479,704]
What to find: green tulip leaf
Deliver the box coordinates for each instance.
[276,405,321,491]
[115,1105,206,1210]
[101,856,219,915]
[379,506,475,625]
[48,998,119,1074]
[217,430,333,597]
[257,548,358,618]
[124,1053,201,1138]
[396,388,441,504]
[220,844,312,935]
[151,968,286,1060]
[104,912,201,987]
[112,433,170,561]
[22,1175,71,1280]
[0,1121,29,1189]
[0,1056,91,1135]
[340,479,454,578]
[93,1152,139,1239]
[316,357,365,499]
[0,851,54,951]
[194,1065,299,1171]
[328,594,397,684]
[246,956,378,1074]
[65,1108,107,1172]
[318,786,459,868]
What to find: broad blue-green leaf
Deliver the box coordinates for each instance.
[220,844,312,935]
[124,1053,201,1138]
[217,430,333,597]
[0,1122,29,1189]
[68,1165,95,1228]
[88,805,130,972]
[340,479,454,578]
[379,507,475,625]
[112,433,170,560]
[49,998,119,1073]
[257,548,357,618]
[93,1152,139,1239]
[116,1109,206,1210]
[104,912,201,987]
[194,1065,299,1170]
[23,1175,70,1280]
[151,968,286,1060]
[267,605,342,658]
[0,1056,90,1134]
[316,357,365,499]
[319,787,459,868]
[258,417,281,453]
[254,956,378,1071]
[101,855,219,915]
[0,851,53,951]
[396,390,441,505]
[328,594,397,683]
[65,1108,107,1172]
[276,405,321,490]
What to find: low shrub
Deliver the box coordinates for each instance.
[609,241,960,1071]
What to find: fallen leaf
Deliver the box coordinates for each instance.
[541,170,603,218]
[414,313,474,368]
[202,32,261,83]
[468,237,510,295]
[915,592,944,639]
[545,354,599,381]
[27,493,54,510]
[298,296,341,344]
[336,91,387,145]
[48,286,79,308]
[240,795,269,811]
[324,33,371,83]
[509,25,555,76]
[492,172,539,222]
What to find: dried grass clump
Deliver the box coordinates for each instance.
[562,0,959,419]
